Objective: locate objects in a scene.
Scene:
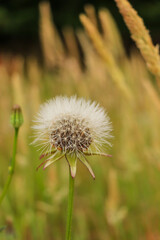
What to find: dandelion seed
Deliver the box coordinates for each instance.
[32,96,112,178]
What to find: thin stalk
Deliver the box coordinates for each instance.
[65,168,75,240]
[0,128,19,205]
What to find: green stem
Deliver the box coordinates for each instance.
[65,167,75,240]
[0,128,19,205]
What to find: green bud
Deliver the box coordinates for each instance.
[10,104,24,129]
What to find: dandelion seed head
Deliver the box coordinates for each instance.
[32,96,112,153]
[32,96,112,177]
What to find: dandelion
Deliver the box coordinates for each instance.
[32,96,112,178]
[32,96,112,240]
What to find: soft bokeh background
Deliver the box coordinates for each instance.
[1,1,160,239]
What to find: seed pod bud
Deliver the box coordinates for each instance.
[10,104,23,129]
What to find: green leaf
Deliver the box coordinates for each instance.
[66,154,77,178]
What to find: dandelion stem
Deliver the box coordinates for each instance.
[0,128,19,205]
[65,167,75,240]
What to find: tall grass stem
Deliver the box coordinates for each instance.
[0,128,19,205]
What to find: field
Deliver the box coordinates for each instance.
[1,0,160,239]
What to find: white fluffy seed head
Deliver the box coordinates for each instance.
[32,96,112,155]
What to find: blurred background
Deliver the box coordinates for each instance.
[0,0,160,56]
[1,0,160,239]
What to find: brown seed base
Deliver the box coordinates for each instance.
[50,118,92,152]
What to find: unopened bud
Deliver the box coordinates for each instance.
[10,104,23,129]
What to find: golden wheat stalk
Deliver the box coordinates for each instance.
[114,0,160,88]
[79,14,133,101]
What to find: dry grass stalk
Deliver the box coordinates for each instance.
[84,4,98,28]
[105,169,127,225]
[99,9,125,59]
[79,14,133,101]
[0,62,11,149]
[63,27,81,66]
[27,57,41,114]
[39,2,64,69]
[142,79,160,113]
[114,0,160,88]
[77,30,106,78]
